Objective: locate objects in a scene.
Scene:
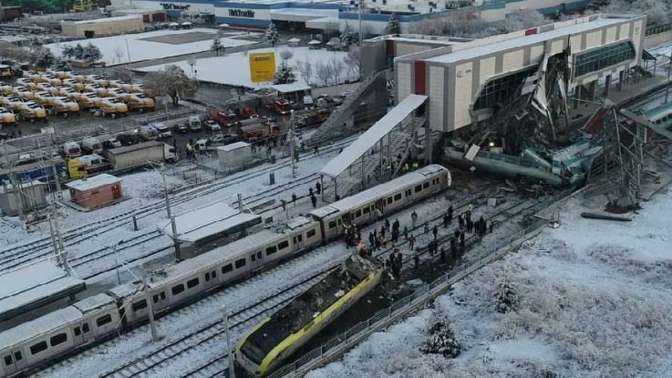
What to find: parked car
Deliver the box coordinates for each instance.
[205,119,221,132]
[209,133,241,145]
[189,116,202,132]
[154,122,172,138]
[177,122,189,134]
[103,137,122,150]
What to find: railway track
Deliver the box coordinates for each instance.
[0,138,353,274]
[98,272,328,378]
[180,190,564,378]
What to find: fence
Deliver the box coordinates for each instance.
[646,23,672,36]
[268,221,546,378]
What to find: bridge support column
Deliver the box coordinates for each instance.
[604,74,611,97]
[424,119,432,164]
[618,71,625,91]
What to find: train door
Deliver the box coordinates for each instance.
[1,349,26,375]
[250,250,263,272]
[293,233,304,251]
[375,199,384,217]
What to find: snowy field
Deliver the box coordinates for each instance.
[310,189,672,377]
[136,46,357,89]
[46,29,257,66]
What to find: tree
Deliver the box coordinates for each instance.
[384,13,401,35]
[61,45,75,59]
[143,65,198,107]
[598,0,672,25]
[33,46,55,69]
[296,60,313,85]
[265,23,279,47]
[503,9,546,32]
[343,46,361,80]
[274,50,296,84]
[211,38,223,56]
[495,272,518,314]
[420,316,461,358]
[73,43,85,60]
[315,61,331,86]
[82,43,102,63]
[340,23,355,47]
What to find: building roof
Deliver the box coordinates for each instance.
[271,82,311,93]
[0,261,85,322]
[426,16,630,65]
[321,94,427,178]
[65,173,121,191]
[0,306,82,350]
[66,15,143,25]
[162,201,261,243]
[216,141,251,152]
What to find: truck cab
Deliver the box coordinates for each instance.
[189,116,202,131]
[64,141,82,158]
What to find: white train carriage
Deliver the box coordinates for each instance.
[310,164,451,240]
[0,294,119,377]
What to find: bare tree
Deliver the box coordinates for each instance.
[110,67,134,82]
[296,60,313,84]
[315,61,331,86]
[143,65,198,107]
[503,9,546,32]
[113,47,125,65]
[329,58,344,84]
[343,46,361,80]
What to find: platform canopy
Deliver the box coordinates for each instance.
[321,94,427,178]
[0,261,85,322]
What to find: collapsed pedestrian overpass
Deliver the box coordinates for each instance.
[319,94,429,202]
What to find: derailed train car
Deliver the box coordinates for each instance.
[0,165,450,377]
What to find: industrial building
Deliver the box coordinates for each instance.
[122,0,590,32]
[61,15,145,38]
[393,14,646,132]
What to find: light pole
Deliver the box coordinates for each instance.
[223,309,235,378]
[666,50,672,104]
[143,269,160,342]
[358,0,363,45]
[148,162,181,257]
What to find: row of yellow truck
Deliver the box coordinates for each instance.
[0,70,156,125]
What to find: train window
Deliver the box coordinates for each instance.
[235,258,246,268]
[266,246,277,255]
[406,189,411,196]
[328,221,337,229]
[355,209,362,217]
[212,270,217,279]
[50,333,67,346]
[153,292,166,303]
[205,272,211,281]
[415,185,422,193]
[13,352,21,362]
[423,182,429,189]
[171,284,185,295]
[251,253,256,262]
[363,207,370,214]
[74,327,81,336]
[256,252,262,260]
[82,323,90,333]
[96,315,112,327]
[394,193,402,201]
[386,197,393,205]
[307,229,316,238]
[132,299,147,311]
[222,264,233,274]
[293,235,302,243]
[30,341,48,355]
[278,240,289,250]
[4,355,12,366]
[337,219,342,225]
[187,278,199,289]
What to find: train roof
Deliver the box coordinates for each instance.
[0,307,82,350]
[107,282,141,300]
[153,229,283,285]
[310,165,448,218]
[73,293,115,314]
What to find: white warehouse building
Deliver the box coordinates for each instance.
[394,14,647,132]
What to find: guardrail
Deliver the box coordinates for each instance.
[268,221,545,378]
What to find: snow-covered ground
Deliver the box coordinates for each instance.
[310,189,672,377]
[136,46,357,88]
[46,29,257,66]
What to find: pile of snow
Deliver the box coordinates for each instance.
[136,46,357,89]
[46,29,255,66]
[310,189,672,377]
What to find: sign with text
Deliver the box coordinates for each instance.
[228,9,255,18]
[249,52,276,83]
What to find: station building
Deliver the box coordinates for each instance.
[390,14,646,132]
[121,0,591,32]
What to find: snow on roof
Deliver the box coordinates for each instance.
[108,140,163,155]
[426,17,629,65]
[67,15,143,25]
[216,141,251,152]
[162,201,261,243]
[156,229,282,285]
[72,293,115,314]
[312,164,446,218]
[321,94,427,178]
[65,173,121,192]
[0,306,82,350]
[271,82,311,93]
[0,260,85,321]
[308,40,322,45]
[288,38,301,43]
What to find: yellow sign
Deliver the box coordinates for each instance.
[249,52,276,83]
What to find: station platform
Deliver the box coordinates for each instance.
[0,261,85,323]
